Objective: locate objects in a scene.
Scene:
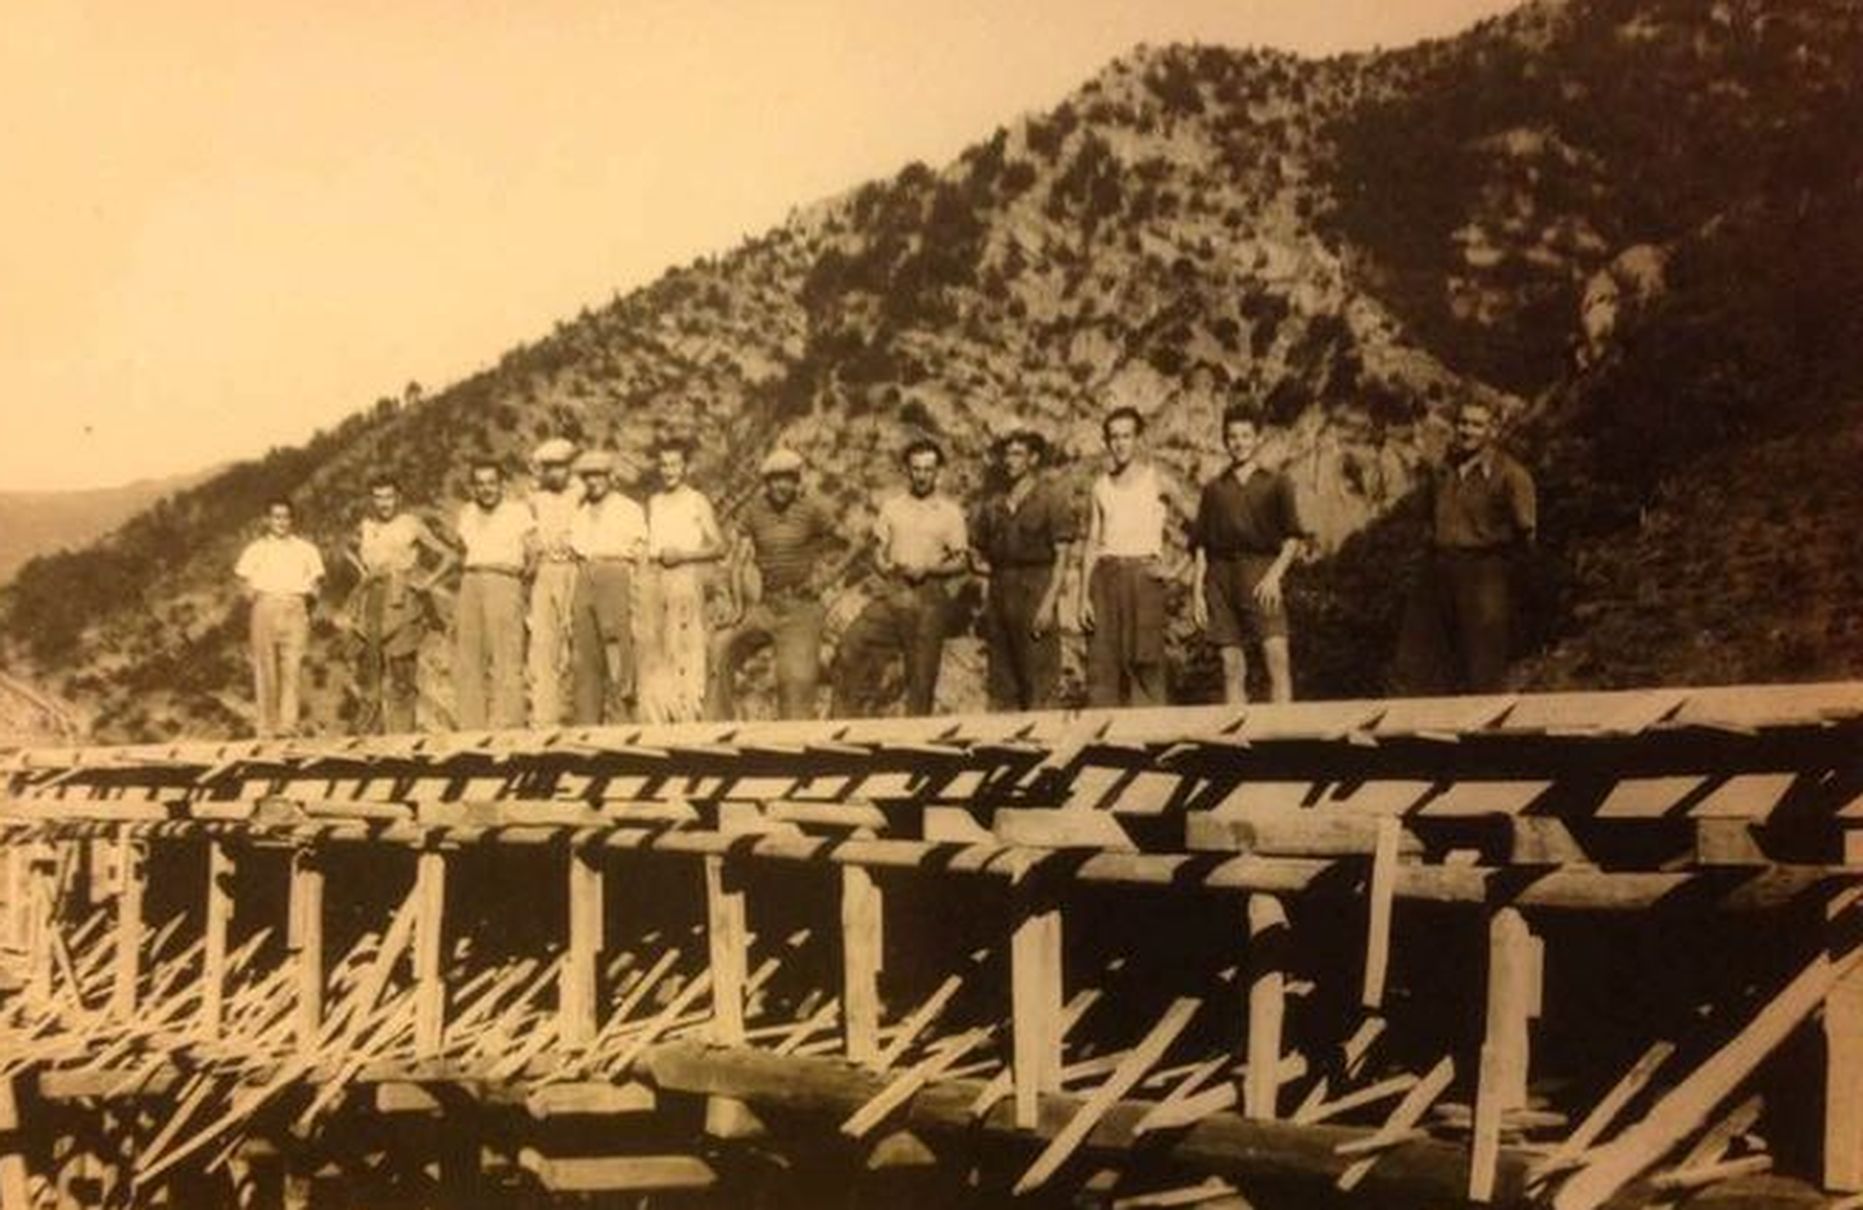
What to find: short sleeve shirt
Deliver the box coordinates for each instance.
[235,535,325,596]
[457,500,534,569]
[1431,453,1536,549]
[358,513,428,575]
[570,493,648,560]
[741,494,836,594]
[875,492,968,572]
[1192,467,1306,557]
[973,476,1077,567]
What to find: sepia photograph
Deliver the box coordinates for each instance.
[1,0,1860,1206]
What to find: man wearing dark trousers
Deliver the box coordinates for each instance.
[831,440,969,718]
[1395,399,1537,694]
[971,429,1075,711]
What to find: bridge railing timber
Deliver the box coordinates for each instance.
[0,682,1860,1208]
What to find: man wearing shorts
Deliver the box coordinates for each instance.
[1191,403,1309,703]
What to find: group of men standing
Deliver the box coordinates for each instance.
[232,396,1534,737]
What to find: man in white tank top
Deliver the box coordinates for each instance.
[1078,407,1193,707]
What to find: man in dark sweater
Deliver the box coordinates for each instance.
[1190,403,1309,703]
[1395,398,1538,694]
[971,429,1076,711]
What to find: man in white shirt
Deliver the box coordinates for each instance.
[453,460,534,729]
[345,476,456,734]
[1079,407,1193,707]
[233,499,325,737]
[527,437,584,725]
[831,439,969,717]
[567,450,647,724]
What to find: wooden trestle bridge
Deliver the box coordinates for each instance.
[2,684,1861,1209]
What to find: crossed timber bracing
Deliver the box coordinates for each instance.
[1,682,1861,1207]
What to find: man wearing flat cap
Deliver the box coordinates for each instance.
[568,450,647,724]
[707,447,844,719]
[526,436,584,725]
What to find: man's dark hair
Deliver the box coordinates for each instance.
[901,438,945,467]
[1001,429,1047,464]
[1102,406,1144,442]
[468,459,504,480]
[366,474,400,493]
[652,435,694,460]
[264,497,293,516]
[1221,400,1263,429]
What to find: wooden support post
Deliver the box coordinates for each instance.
[1012,880,1064,1131]
[704,854,747,1046]
[561,847,603,1048]
[414,849,446,1059]
[1471,906,1538,1203]
[25,844,53,1004]
[289,849,326,1051]
[201,840,233,1035]
[110,834,145,1020]
[1,1075,31,1210]
[1362,817,1399,1009]
[1245,893,1289,1121]
[1827,886,1863,1192]
[841,864,884,1065]
[3,846,24,953]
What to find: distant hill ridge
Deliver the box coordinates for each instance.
[3,0,1858,740]
[0,467,217,585]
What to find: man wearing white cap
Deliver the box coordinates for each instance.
[234,498,325,737]
[707,447,843,720]
[568,450,647,724]
[526,437,584,725]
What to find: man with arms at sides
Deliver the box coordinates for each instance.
[234,498,325,738]
[971,429,1076,712]
[568,450,647,725]
[345,476,456,734]
[1190,402,1309,704]
[1077,407,1194,708]
[637,437,726,724]
[707,447,845,721]
[832,439,969,718]
[1394,397,1538,694]
[452,460,534,730]
[525,437,584,726]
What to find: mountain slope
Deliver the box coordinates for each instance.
[4,0,1860,739]
[0,468,217,585]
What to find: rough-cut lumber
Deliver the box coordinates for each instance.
[643,1039,1527,1204]
[1336,1056,1455,1193]
[1013,887,1064,1129]
[704,855,748,1046]
[413,850,445,1058]
[1828,887,1863,1192]
[1362,817,1399,1009]
[517,1151,716,1193]
[561,848,602,1047]
[1533,1041,1677,1182]
[1016,997,1202,1193]
[201,839,233,1034]
[1473,907,1539,1202]
[289,852,325,1049]
[840,863,883,1065]
[1553,918,1863,1210]
[1245,894,1289,1120]
[109,834,143,1020]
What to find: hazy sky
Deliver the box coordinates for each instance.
[0,1,1515,492]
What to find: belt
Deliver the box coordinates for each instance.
[1100,553,1161,564]
[992,559,1057,570]
[1206,550,1277,562]
[583,555,634,565]
[464,565,522,577]
[538,552,579,564]
[254,591,309,601]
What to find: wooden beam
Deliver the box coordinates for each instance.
[561,847,603,1047]
[289,850,325,1050]
[200,840,233,1035]
[1828,886,1863,1192]
[1012,885,1064,1130]
[704,854,748,1046]
[1336,1056,1455,1193]
[109,834,144,1020]
[1471,906,1538,1203]
[1245,894,1289,1120]
[0,1075,30,1210]
[517,1151,716,1194]
[841,863,884,1065]
[413,849,445,1059]
[1532,1041,1676,1182]
[1553,905,1863,1210]
[1363,818,1399,1009]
